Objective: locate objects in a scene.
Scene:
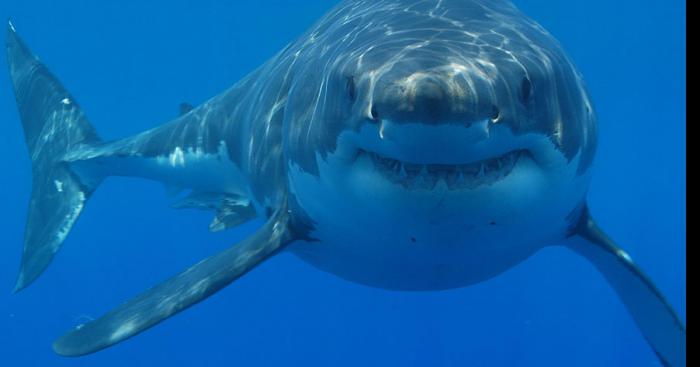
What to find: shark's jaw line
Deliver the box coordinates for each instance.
[336,117,542,192]
[357,148,530,191]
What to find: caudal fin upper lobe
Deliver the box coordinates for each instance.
[7,21,103,292]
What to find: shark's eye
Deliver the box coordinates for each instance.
[521,77,533,103]
[346,76,357,102]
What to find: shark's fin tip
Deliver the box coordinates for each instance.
[12,278,27,294]
[7,19,16,33]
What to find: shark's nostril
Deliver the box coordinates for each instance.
[370,105,380,121]
[346,76,357,102]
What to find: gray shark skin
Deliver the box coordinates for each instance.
[6,0,684,365]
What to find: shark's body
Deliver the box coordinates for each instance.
[6,0,685,365]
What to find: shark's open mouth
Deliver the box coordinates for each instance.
[360,149,529,190]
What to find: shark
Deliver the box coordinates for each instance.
[6,0,685,365]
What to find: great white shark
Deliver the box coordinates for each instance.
[6,0,685,365]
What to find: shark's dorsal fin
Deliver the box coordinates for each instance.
[52,207,296,356]
[566,206,686,367]
[179,102,194,116]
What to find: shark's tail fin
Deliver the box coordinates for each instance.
[7,21,104,292]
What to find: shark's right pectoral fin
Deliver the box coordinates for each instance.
[52,208,295,357]
[566,207,686,367]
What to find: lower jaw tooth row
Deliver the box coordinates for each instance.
[371,153,518,190]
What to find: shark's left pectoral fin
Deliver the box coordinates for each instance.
[566,207,686,367]
[52,208,295,357]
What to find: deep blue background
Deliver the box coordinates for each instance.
[0,1,685,366]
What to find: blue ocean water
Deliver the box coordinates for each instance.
[0,0,685,366]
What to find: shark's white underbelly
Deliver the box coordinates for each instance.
[287,151,591,291]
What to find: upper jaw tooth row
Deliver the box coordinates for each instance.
[361,149,524,190]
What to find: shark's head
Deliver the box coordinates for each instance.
[283,0,597,289]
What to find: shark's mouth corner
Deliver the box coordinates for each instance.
[358,148,532,190]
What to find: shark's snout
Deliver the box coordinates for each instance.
[376,118,491,157]
[369,69,498,127]
[354,67,506,166]
[346,68,536,191]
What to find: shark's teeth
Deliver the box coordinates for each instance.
[362,149,527,190]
